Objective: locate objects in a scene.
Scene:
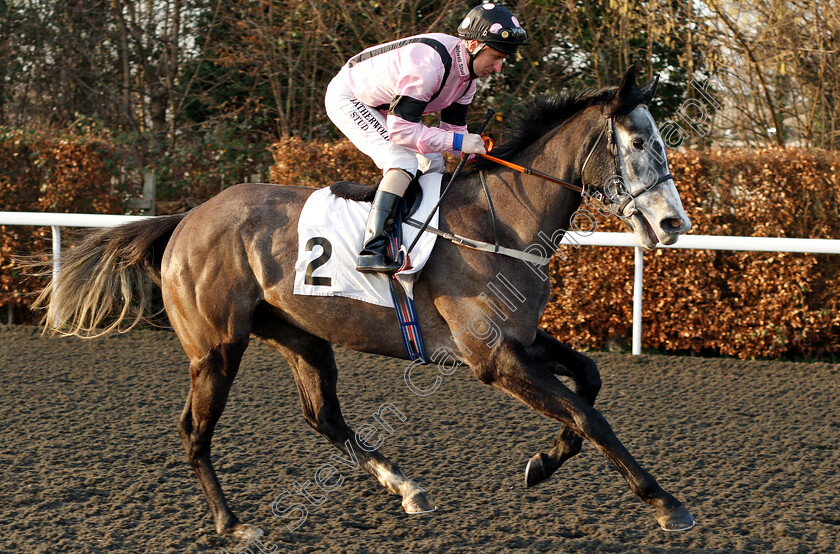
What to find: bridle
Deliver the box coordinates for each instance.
[578,114,674,215]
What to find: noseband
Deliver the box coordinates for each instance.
[580,114,674,215]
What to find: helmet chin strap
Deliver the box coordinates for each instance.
[465,40,485,79]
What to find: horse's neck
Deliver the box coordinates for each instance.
[482,116,590,247]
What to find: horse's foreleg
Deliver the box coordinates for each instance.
[477,338,694,531]
[525,330,601,487]
[255,326,436,515]
[177,336,251,536]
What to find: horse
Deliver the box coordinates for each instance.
[32,66,696,537]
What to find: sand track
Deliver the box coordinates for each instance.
[2,325,838,553]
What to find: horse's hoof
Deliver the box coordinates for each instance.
[403,492,437,514]
[656,505,696,532]
[525,453,548,488]
[221,521,259,538]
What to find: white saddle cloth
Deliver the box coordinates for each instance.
[293,173,441,307]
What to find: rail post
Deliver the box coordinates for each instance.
[632,246,643,355]
[51,225,61,326]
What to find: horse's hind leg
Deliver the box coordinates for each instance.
[253,321,436,514]
[177,336,251,536]
[525,330,602,487]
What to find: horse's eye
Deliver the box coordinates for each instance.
[632,138,645,150]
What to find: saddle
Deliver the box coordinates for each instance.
[327,174,430,364]
[329,173,425,220]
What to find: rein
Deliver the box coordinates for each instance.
[476,152,583,194]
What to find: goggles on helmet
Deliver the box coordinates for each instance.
[497,27,527,42]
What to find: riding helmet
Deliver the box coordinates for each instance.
[458,3,528,55]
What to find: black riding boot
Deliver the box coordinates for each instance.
[356,189,403,274]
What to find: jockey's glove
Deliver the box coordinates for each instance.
[461,133,488,155]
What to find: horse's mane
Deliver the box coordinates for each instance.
[467,83,646,171]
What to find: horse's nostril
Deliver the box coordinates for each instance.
[661,218,683,232]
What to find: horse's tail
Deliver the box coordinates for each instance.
[31,214,187,338]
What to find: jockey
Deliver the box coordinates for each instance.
[325,3,528,273]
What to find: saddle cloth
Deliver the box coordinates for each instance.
[293,173,441,307]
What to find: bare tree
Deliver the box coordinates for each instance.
[1,0,838,150]
[688,0,840,149]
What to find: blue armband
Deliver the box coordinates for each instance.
[453,133,464,151]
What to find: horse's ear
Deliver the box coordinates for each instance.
[642,74,660,105]
[617,65,637,99]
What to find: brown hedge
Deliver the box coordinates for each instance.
[269,136,461,187]
[0,130,121,321]
[270,136,382,188]
[540,148,840,359]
